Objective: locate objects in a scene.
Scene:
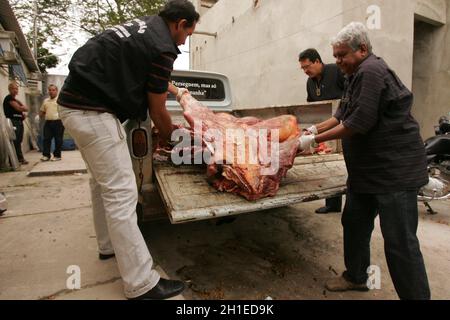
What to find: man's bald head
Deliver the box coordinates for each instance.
[8,83,19,96]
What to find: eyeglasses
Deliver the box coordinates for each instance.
[300,63,313,71]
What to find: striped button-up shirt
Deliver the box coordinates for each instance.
[334,54,428,193]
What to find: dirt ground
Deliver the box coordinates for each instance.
[1,150,449,300]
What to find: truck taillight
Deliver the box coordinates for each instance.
[131,128,148,158]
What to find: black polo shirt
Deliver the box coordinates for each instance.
[58,15,180,122]
[307,64,345,102]
[334,54,428,193]
[3,95,23,120]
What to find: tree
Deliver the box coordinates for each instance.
[36,43,59,74]
[77,0,166,36]
[10,0,72,73]
[11,0,167,72]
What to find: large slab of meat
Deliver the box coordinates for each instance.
[158,93,301,201]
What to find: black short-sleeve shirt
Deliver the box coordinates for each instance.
[58,15,180,122]
[307,64,345,102]
[3,95,23,120]
[334,54,428,193]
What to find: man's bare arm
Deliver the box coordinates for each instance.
[148,92,173,145]
[9,100,28,112]
[315,123,354,143]
[315,117,340,134]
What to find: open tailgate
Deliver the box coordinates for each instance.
[154,154,347,224]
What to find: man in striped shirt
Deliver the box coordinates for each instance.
[299,22,430,300]
[57,0,199,300]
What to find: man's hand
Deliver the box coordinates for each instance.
[167,83,189,102]
[176,88,189,102]
[299,134,317,151]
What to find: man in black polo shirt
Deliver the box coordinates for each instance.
[3,82,29,165]
[57,0,199,300]
[299,22,430,300]
[299,48,345,214]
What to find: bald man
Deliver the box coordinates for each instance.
[3,83,29,165]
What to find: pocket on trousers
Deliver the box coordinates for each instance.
[100,112,126,145]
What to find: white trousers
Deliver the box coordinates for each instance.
[59,106,160,298]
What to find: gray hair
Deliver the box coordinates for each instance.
[331,22,373,53]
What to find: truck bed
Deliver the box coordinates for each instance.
[136,100,347,223]
[153,154,347,224]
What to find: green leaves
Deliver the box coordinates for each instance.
[11,0,167,73]
[78,0,166,36]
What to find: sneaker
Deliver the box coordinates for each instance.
[325,274,369,292]
[40,156,50,162]
[51,157,62,162]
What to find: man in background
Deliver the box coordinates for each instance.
[299,48,345,214]
[3,82,29,165]
[40,84,64,162]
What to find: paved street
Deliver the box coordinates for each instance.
[1,150,449,300]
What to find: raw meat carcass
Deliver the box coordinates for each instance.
[159,93,301,201]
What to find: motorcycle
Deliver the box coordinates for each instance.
[418,116,450,215]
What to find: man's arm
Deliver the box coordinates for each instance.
[315,117,340,134]
[315,123,354,143]
[146,52,177,145]
[9,99,28,113]
[39,102,46,118]
[299,123,354,151]
[148,92,173,145]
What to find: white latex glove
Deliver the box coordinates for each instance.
[299,134,317,151]
[306,125,318,135]
[177,88,189,102]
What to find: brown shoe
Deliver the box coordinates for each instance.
[325,274,369,292]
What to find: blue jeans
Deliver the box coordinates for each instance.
[342,190,430,300]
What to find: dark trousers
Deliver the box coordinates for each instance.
[11,119,25,161]
[43,120,65,158]
[326,196,342,211]
[342,190,430,300]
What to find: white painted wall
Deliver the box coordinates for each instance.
[412,2,450,139]
[191,0,444,110]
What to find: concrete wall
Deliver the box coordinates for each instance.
[415,0,447,25]
[412,1,450,139]
[191,0,420,109]
[45,74,66,94]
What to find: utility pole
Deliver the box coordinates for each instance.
[33,0,38,60]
